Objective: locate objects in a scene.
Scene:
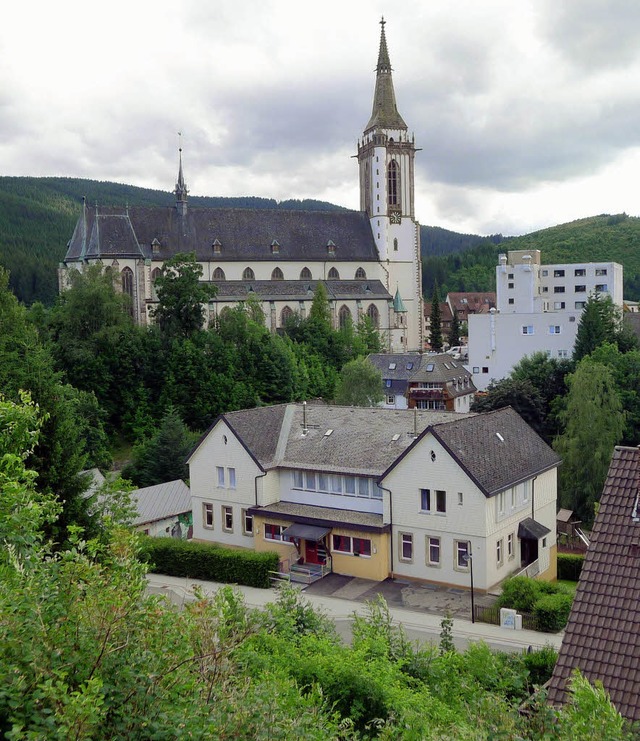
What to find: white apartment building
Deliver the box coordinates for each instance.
[468,250,623,390]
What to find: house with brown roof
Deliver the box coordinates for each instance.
[447,292,496,323]
[187,403,559,589]
[548,446,640,722]
[368,352,476,412]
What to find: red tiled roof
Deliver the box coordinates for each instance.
[547,446,640,721]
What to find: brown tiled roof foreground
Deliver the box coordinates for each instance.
[547,446,640,722]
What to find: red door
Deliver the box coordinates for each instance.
[305,540,320,564]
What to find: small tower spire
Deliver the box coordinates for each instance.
[365,17,407,133]
[174,132,188,216]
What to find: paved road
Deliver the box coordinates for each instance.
[145,573,563,654]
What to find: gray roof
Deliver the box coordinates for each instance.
[548,446,640,722]
[64,204,380,264]
[368,352,476,398]
[248,500,387,532]
[131,479,191,526]
[209,279,391,302]
[198,404,557,496]
[427,407,561,497]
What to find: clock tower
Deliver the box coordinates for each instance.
[357,18,423,350]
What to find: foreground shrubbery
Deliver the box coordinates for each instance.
[497,576,574,632]
[139,536,279,589]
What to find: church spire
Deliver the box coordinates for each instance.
[365,17,407,133]
[174,133,188,215]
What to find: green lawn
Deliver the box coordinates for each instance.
[556,579,578,596]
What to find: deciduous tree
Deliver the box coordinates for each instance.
[334,358,384,406]
[152,252,217,338]
[553,358,625,523]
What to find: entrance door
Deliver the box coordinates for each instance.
[305,540,320,564]
[305,539,327,565]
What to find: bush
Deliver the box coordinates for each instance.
[522,645,558,686]
[533,593,573,632]
[557,553,584,581]
[139,537,279,588]
[496,576,540,613]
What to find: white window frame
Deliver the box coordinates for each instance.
[242,509,253,536]
[222,506,233,533]
[203,502,214,529]
[549,325,561,334]
[427,536,441,566]
[496,538,504,566]
[507,532,514,559]
[228,467,236,489]
[455,540,470,571]
[522,325,534,335]
[216,466,225,487]
[400,532,413,562]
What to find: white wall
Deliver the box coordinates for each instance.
[468,312,579,390]
[189,419,261,548]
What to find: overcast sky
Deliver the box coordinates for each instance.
[3,0,640,236]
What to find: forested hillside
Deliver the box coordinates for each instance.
[0,177,347,306]
[3,176,640,305]
[423,213,640,300]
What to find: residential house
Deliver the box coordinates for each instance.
[368,352,476,412]
[188,403,559,591]
[131,479,193,539]
[58,21,423,353]
[447,292,496,324]
[468,250,623,389]
[548,446,640,722]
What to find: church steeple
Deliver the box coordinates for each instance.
[174,135,188,216]
[365,17,407,133]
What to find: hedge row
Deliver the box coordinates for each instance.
[139,537,280,589]
[557,553,584,581]
[496,576,573,632]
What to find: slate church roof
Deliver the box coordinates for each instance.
[547,445,640,722]
[64,205,380,264]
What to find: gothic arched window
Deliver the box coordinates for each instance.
[213,267,226,280]
[355,267,367,280]
[243,267,255,280]
[387,160,400,207]
[300,267,312,279]
[328,267,340,279]
[338,304,352,329]
[367,303,380,328]
[281,305,294,326]
[121,267,134,299]
[121,267,134,316]
[271,267,284,280]
[151,267,161,300]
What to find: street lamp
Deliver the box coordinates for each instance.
[462,546,475,623]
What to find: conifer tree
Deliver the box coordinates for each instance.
[430,283,443,352]
[448,311,461,348]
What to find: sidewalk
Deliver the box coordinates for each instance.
[145,573,564,653]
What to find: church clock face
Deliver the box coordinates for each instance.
[390,211,402,225]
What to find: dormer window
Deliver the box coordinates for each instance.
[271,240,280,254]
[212,239,222,254]
[151,238,161,256]
[327,240,336,256]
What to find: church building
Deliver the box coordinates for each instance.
[59,20,424,352]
